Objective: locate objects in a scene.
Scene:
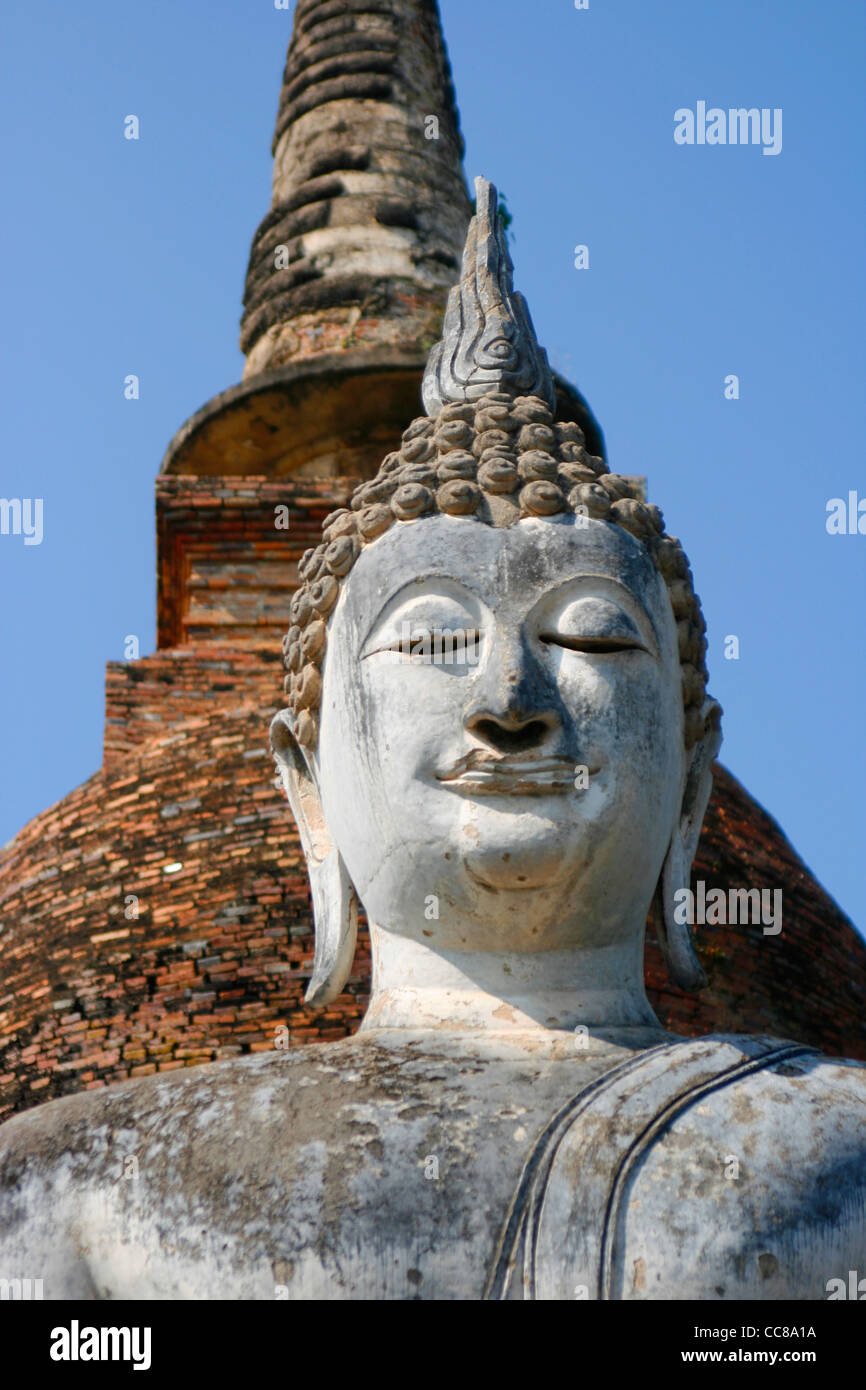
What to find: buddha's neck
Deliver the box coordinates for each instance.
[359,924,661,1037]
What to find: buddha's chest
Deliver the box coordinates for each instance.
[134,1079,553,1300]
[105,1088,804,1302]
[87,1054,587,1299]
[79,1040,861,1301]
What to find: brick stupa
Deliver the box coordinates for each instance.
[1,0,864,1122]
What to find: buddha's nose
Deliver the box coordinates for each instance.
[464,631,561,754]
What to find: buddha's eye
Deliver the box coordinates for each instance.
[363,626,483,666]
[539,632,646,654]
[362,583,483,667]
[537,597,649,656]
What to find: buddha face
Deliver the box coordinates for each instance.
[304,512,686,955]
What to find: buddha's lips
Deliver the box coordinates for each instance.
[436,752,587,796]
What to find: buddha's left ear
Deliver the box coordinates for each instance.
[269,709,358,1006]
[655,698,723,991]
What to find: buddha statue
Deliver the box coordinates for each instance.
[1,180,863,1301]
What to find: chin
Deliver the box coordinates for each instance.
[459,815,580,892]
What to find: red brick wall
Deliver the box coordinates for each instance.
[156,474,359,650]
[0,670,370,1122]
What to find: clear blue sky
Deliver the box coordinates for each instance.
[1,0,863,929]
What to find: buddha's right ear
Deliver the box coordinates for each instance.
[655,697,723,991]
[269,709,358,1006]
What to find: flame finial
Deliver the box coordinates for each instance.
[422,177,556,416]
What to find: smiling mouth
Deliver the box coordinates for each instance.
[436,752,598,797]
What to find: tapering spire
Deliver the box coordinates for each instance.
[422,177,556,416]
[241,0,472,379]
[162,4,604,481]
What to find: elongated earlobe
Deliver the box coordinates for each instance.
[270,709,358,1006]
[655,699,723,991]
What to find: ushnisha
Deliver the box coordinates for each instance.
[0,179,862,1302]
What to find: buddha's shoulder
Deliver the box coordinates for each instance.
[530,1033,866,1300]
[680,1030,865,1107]
[543,1031,866,1222]
[615,1033,866,1253]
[0,1034,544,1177]
[645,1032,866,1146]
[0,1039,383,1164]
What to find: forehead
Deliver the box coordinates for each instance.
[335,514,669,627]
